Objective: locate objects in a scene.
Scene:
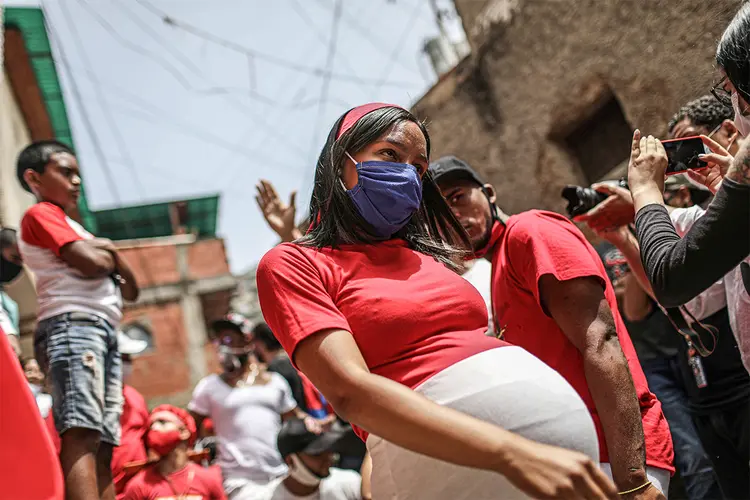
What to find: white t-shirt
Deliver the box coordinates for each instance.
[188,372,298,483]
[18,202,122,326]
[669,206,728,320]
[670,205,750,371]
[461,259,494,335]
[261,468,362,500]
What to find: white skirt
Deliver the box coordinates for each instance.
[366,347,599,500]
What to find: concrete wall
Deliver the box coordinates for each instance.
[0,67,39,335]
[414,0,739,216]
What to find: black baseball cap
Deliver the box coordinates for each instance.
[429,156,486,187]
[210,312,252,339]
[277,419,347,458]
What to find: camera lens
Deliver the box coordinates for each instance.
[561,186,609,218]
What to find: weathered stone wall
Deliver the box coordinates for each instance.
[414,0,740,216]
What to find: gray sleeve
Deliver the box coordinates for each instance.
[635,179,750,307]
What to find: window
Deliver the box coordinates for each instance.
[121,322,155,352]
[562,94,633,184]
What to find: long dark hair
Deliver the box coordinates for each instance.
[297,106,471,272]
[717,3,750,103]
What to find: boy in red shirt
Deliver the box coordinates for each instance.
[430,156,674,499]
[123,405,225,500]
[16,140,139,500]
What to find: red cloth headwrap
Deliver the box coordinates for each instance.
[336,102,403,139]
[150,405,197,445]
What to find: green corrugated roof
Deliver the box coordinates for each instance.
[4,7,96,231]
[93,195,220,241]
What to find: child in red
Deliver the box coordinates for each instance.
[123,405,225,500]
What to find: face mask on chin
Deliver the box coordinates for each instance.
[288,454,325,487]
[732,91,750,138]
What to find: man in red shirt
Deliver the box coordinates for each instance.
[430,157,674,499]
[123,405,225,500]
[112,332,150,498]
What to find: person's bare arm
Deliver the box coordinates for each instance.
[539,275,651,496]
[295,328,617,499]
[60,240,116,278]
[189,411,207,434]
[7,334,21,359]
[112,252,139,302]
[360,452,372,500]
[620,273,653,323]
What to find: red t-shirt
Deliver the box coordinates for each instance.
[257,240,507,439]
[113,385,150,497]
[123,462,225,500]
[489,211,674,471]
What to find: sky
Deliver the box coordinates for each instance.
[3,0,467,272]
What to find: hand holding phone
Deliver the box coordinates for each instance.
[660,136,711,176]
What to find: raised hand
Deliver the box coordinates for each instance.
[255,179,299,242]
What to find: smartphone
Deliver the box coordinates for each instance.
[661,136,710,176]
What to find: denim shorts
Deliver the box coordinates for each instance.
[35,312,123,445]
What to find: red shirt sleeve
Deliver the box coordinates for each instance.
[256,244,351,362]
[21,202,83,257]
[506,212,606,309]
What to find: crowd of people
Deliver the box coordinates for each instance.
[3,3,750,500]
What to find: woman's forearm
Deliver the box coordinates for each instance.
[331,368,524,475]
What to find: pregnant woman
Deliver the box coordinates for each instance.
[257,102,616,499]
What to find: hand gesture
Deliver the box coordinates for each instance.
[574,183,635,232]
[690,135,734,194]
[501,438,617,499]
[88,238,117,253]
[593,225,630,247]
[255,180,298,242]
[627,131,668,196]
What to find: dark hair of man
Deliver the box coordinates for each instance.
[252,322,282,351]
[667,95,734,134]
[297,106,470,272]
[0,228,17,251]
[16,140,74,192]
[717,3,750,104]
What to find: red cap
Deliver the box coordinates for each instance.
[150,405,197,445]
[336,102,403,139]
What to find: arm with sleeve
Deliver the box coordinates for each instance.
[635,179,750,307]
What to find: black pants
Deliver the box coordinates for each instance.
[693,401,750,500]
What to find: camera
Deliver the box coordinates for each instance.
[561,179,628,218]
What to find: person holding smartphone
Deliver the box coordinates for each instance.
[625,4,750,312]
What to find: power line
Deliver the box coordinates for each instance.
[285,0,371,101]
[308,0,343,161]
[43,2,209,335]
[133,0,418,89]
[65,0,146,195]
[373,0,426,94]
[118,0,311,160]
[312,0,423,78]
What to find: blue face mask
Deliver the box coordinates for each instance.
[344,152,423,238]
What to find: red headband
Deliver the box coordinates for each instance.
[336,102,403,139]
